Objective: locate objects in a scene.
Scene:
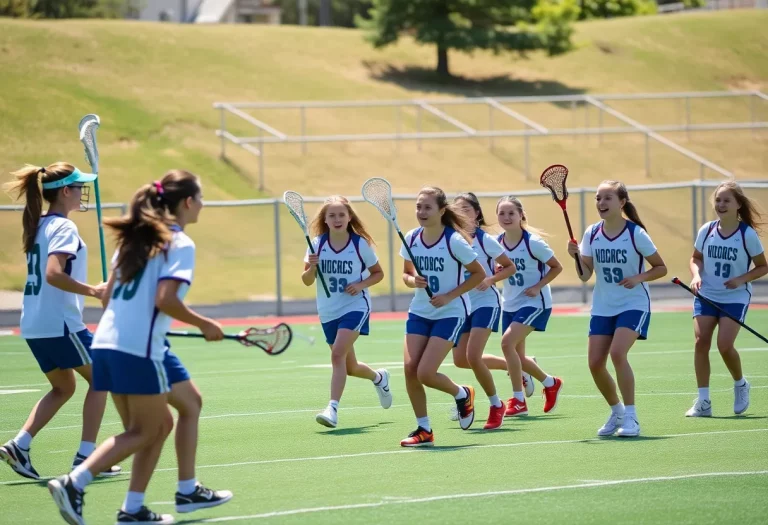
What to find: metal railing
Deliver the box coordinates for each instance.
[213,90,768,189]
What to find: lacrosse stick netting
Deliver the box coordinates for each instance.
[283,191,330,298]
[539,164,583,275]
[78,114,108,280]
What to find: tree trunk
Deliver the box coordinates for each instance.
[436,45,449,77]
[319,0,331,26]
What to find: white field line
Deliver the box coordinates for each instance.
[191,470,768,522]
[2,429,766,486]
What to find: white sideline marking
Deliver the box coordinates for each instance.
[2,429,766,486]
[0,389,40,395]
[195,470,768,522]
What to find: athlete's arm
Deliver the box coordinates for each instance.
[155,279,223,341]
[567,240,593,281]
[487,253,516,285]
[100,271,117,309]
[689,249,705,293]
[619,251,667,289]
[46,253,106,299]
[402,260,427,289]
[524,256,563,297]
[447,260,485,300]
[725,252,767,289]
[345,262,384,296]
[302,254,319,286]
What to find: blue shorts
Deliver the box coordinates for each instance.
[502,308,552,333]
[321,310,370,345]
[693,297,748,323]
[460,307,500,335]
[164,349,191,386]
[589,310,651,340]
[406,313,465,345]
[26,328,93,374]
[92,350,171,395]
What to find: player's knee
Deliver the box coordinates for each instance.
[416,367,436,386]
[588,355,606,372]
[52,378,77,400]
[716,339,735,355]
[609,348,628,364]
[452,353,470,369]
[160,410,175,439]
[467,350,485,369]
[403,361,419,379]
[330,344,347,363]
[694,334,712,352]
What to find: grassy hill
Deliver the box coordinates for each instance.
[0,12,766,304]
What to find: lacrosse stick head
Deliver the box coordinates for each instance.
[362,177,398,224]
[78,114,100,174]
[540,164,569,209]
[283,191,310,235]
[239,323,293,355]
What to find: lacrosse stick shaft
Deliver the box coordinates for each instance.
[560,208,584,276]
[167,331,241,340]
[305,236,331,298]
[671,278,768,344]
[396,229,433,297]
[93,178,108,281]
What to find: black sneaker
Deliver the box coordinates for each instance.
[71,453,122,478]
[175,483,233,513]
[0,440,40,480]
[116,506,175,524]
[48,475,85,525]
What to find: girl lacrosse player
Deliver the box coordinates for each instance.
[302,195,391,428]
[48,170,227,525]
[568,180,667,438]
[686,181,766,417]
[1,163,121,481]
[450,193,517,430]
[497,196,564,418]
[399,186,486,447]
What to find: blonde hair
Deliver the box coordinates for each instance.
[598,180,647,231]
[4,162,75,253]
[496,196,548,238]
[418,186,474,243]
[310,195,375,245]
[711,181,765,233]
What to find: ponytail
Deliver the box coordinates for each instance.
[418,186,474,243]
[600,180,648,231]
[104,169,200,283]
[3,163,75,253]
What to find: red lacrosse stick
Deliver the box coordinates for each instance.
[540,164,583,275]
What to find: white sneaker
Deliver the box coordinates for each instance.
[685,398,712,417]
[315,405,338,428]
[373,369,392,409]
[523,356,537,398]
[448,405,459,421]
[734,380,750,415]
[616,415,640,438]
[597,412,623,437]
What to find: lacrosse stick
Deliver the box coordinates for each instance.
[540,164,583,276]
[362,177,433,297]
[283,191,330,298]
[671,278,768,344]
[78,114,108,281]
[167,323,293,356]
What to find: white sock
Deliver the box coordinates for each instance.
[610,402,625,416]
[698,387,710,401]
[513,391,524,402]
[489,395,502,408]
[624,405,637,418]
[13,430,32,450]
[77,441,96,457]
[454,387,467,401]
[541,376,555,388]
[735,377,747,387]
[373,371,383,384]
[178,478,197,495]
[70,465,94,492]
[416,416,431,432]
[121,491,145,514]
[329,400,339,411]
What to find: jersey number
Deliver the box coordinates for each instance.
[427,275,440,293]
[602,267,624,284]
[112,268,145,301]
[714,262,731,279]
[508,274,525,287]
[24,243,42,296]
[328,277,348,294]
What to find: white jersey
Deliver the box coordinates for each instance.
[466,229,503,312]
[580,221,657,316]
[305,233,378,323]
[695,221,764,305]
[400,227,477,320]
[499,230,555,312]
[93,228,195,361]
[21,214,88,339]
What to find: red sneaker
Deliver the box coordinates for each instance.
[400,427,434,447]
[542,377,563,413]
[505,397,528,417]
[483,404,505,430]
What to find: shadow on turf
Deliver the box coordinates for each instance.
[316,422,394,436]
[709,415,768,420]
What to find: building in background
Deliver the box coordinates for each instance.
[131,0,282,24]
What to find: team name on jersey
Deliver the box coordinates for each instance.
[320,260,355,274]
[415,256,445,272]
[594,248,628,264]
[707,245,739,262]
[511,258,526,271]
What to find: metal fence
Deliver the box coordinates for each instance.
[213,91,768,190]
[3,180,766,315]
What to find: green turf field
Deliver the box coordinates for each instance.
[1,311,767,524]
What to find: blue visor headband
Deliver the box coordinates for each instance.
[41,167,97,190]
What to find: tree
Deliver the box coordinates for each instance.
[356,0,579,77]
